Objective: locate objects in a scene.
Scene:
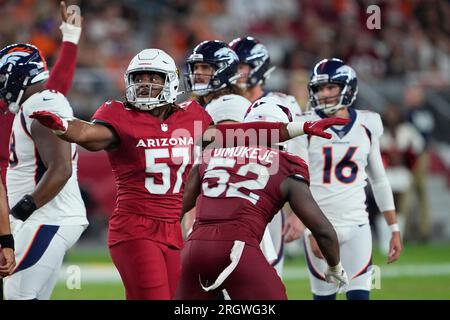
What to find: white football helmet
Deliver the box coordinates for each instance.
[244,96,293,151]
[125,49,179,111]
[244,96,292,123]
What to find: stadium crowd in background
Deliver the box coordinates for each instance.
[1,0,449,245]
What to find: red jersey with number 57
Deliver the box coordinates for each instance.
[191,146,309,248]
[92,100,212,246]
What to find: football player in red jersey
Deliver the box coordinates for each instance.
[29,48,349,300]
[175,134,348,300]
[31,48,213,300]
[0,1,81,187]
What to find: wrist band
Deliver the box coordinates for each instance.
[328,261,343,272]
[389,223,400,233]
[10,194,37,222]
[0,234,14,250]
[60,22,82,44]
[286,121,305,138]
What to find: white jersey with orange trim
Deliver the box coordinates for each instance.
[6,90,88,226]
[297,108,395,227]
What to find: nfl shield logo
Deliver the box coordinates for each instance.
[161,123,168,132]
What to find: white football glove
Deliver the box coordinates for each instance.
[325,262,349,289]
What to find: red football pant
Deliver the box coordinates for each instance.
[175,239,287,300]
[109,239,181,300]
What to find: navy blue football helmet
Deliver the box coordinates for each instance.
[186,40,239,95]
[0,44,49,113]
[229,36,274,88]
[308,58,358,114]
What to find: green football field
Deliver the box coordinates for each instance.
[52,243,450,300]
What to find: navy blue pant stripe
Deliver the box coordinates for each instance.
[14,225,60,273]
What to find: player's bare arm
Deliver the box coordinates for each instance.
[282,177,340,266]
[283,176,348,286]
[383,209,402,264]
[181,164,201,220]
[202,117,350,147]
[29,112,119,151]
[63,119,119,151]
[28,121,73,209]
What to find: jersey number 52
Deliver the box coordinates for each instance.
[202,157,269,205]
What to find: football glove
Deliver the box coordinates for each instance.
[287,117,349,139]
[29,111,69,135]
[325,262,349,289]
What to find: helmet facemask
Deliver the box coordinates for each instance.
[308,60,358,115]
[309,81,357,115]
[125,69,178,111]
[187,60,239,96]
[186,61,215,96]
[124,49,180,111]
[185,41,240,96]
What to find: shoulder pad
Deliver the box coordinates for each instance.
[357,109,383,138]
[206,95,251,123]
[22,90,73,118]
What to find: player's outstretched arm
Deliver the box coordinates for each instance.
[203,117,349,147]
[45,1,82,95]
[0,180,15,277]
[283,176,348,287]
[283,177,339,265]
[181,165,201,220]
[29,111,118,151]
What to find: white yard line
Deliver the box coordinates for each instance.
[58,262,450,284]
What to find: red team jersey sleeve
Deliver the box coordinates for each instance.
[91,100,124,140]
[180,99,213,129]
[283,152,310,186]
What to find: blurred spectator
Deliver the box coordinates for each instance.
[378,104,425,250]
[1,0,448,243]
[401,86,435,242]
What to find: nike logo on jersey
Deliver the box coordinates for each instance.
[43,97,54,101]
[222,97,233,102]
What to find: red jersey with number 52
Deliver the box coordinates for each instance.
[92,100,212,223]
[191,146,309,247]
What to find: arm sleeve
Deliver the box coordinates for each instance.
[91,102,122,139]
[45,42,78,95]
[286,153,310,186]
[367,129,396,213]
[214,121,287,147]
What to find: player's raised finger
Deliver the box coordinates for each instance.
[60,1,68,22]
